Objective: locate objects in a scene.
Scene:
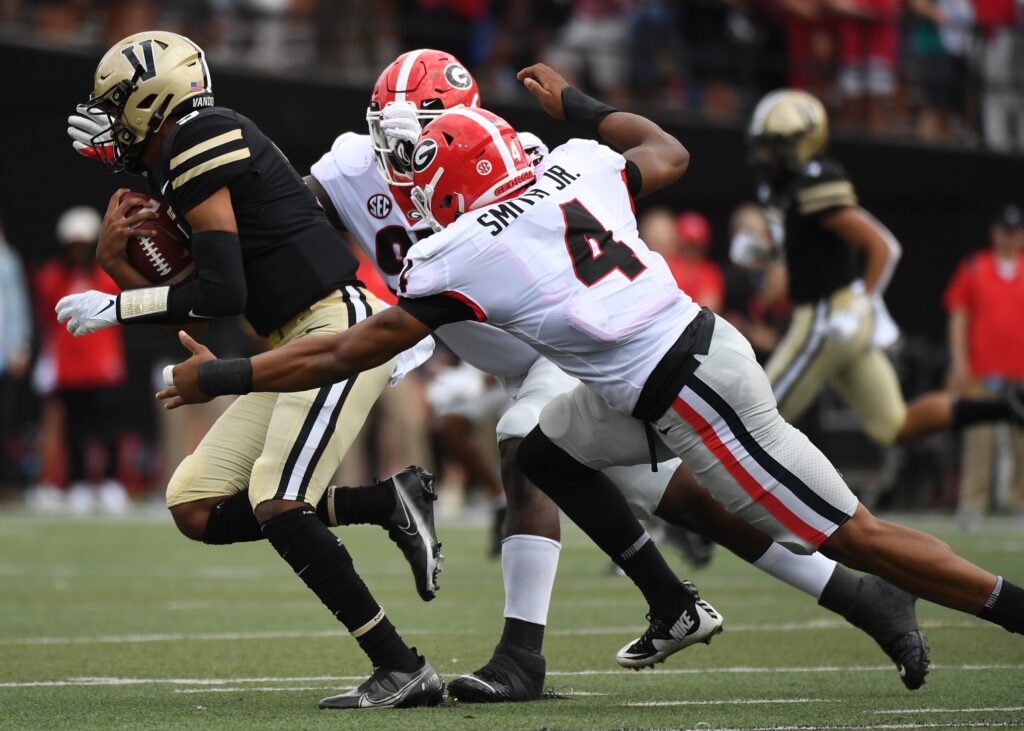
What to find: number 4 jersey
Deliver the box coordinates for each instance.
[396,139,700,414]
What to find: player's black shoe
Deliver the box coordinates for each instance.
[320,655,444,709]
[447,642,546,703]
[616,581,724,669]
[844,575,930,690]
[384,466,443,602]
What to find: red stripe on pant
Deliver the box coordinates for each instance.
[672,396,829,547]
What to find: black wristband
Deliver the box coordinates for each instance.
[197,358,253,396]
[561,86,618,137]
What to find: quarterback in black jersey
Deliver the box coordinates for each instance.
[57,31,443,710]
[742,90,1024,446]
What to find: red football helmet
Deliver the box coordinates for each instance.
[367,49,481,186]
[410,108,536,232]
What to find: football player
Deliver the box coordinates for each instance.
[55,32,444,709]
[743,90,1024,446]
[302,51,927,697]
[159,65,1024,667]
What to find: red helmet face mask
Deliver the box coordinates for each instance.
[367,49,481,187]
[410,108,536,232]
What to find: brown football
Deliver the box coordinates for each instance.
[120,191,196,286]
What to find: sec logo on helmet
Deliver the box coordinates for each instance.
[412,139,438,174]
[444,64,472,90]
[476,160,492,175]
[367,193,393,219]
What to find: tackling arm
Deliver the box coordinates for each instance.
[517,63,689,197]
[158,306,431,408]
[304,175,348,233]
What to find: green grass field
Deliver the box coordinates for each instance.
[1,512,1022,730]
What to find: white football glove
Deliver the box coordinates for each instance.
[825,291,872,343]
[55,290,119,336]
[518,131,549,165]
[67,104,116,163]
[379,101,421,172]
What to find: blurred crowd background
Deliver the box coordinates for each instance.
[0,1,1022,530]
[1,0,1023,150]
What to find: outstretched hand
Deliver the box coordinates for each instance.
[155,331,217,410]
[517,64,569,119]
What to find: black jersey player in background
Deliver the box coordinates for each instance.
[741,90,1024,448]
[58,31,444,710]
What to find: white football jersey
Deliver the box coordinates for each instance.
[400,139,700,413]
[310,132,541,379]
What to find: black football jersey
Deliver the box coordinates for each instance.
[146,107,359,336]
[758,158,859,305]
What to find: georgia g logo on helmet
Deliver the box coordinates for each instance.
[444,64,472,90]
[412,139,438,174]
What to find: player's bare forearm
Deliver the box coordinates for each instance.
[304,175,347,233]
[250,307,429,392]
[823,207,891,293]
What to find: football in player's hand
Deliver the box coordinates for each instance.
[120,192,196,286]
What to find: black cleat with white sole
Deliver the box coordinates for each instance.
[842,575,930,690]
[447,642,546,703]
[616,581,724,669]
[319,655,444,709]
[384,466,443,602]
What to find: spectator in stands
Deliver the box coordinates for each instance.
[832,0,900,134]
[974,0,1024,152]
[638,208,724,311]
[944,204,1024,530]
[545,0,629,107]
[0,214,32,489]
[722,202,790,362]
[773,0,836,101]
[908,0,975,143]
[31,207,128,514]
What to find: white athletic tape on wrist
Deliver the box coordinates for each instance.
[162,365,175,388]
[350,607,385,638]
[118,286,170,321]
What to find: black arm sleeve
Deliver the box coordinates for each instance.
[624,160,643,198]
[397,294,479,330]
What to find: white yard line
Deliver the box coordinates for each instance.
[175,686,348,694]
[626,698,831,707]
[0,618,993,646]
[692,724,1019,731]
[875,708,1024,715]
[1,664,1021,689]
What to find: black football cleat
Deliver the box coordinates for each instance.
[319,655,444,709]
[383,466,443,602]
[843,575,930,690]
[616,581,724,669]
[447,642,546,703]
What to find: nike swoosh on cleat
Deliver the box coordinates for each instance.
[898,665,907,677]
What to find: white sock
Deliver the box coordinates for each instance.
[752,541,837,598]
[501,534,561,625]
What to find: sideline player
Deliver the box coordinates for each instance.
[303,51,926,697]
[742,90,1024,445]
[157,65,1024,663]
[54,32,443,709]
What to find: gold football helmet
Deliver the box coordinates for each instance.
[747,90,828,173]
[82,31,213,172]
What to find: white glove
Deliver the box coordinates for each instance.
[67,104,115,163]
[729,229,774,268]
[517,131,549,165]
[824,292,871,343]
[379,101,421,172]
[55,290,119,336]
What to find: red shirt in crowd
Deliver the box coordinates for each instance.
[34,259,126,390]
[944,250,1024,380]
[667,258,725,311]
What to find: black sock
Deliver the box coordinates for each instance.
[817,564,859,614]
[261,507,419,671]
[316,484,396,527]
[951,398,1011,428]
[518,427,690,622]
[500,617,545,654]
[978,577,1024,634]
[202,491,264,545]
